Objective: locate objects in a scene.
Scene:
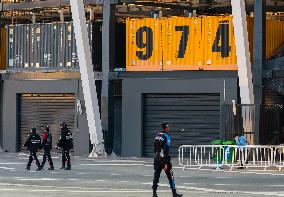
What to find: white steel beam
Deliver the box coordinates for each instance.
[70,0,105,156]
[231,0,254,105]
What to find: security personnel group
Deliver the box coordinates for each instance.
[22,122,73,171]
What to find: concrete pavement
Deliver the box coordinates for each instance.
[0,152,284,197]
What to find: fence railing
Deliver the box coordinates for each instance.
[178,145,284,171]
[222,104,284,145]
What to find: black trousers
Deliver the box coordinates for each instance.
[27,152,40,168]
[62,149,71,167]
[152,158,176,191]
[42,149,53,167]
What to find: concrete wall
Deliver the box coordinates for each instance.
[1,79,89,156]
[113,97,122,155]
[121,77,238,157]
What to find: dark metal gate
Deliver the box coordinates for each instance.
[18,93,75,151]
[143,93,221,157]
[223,104,284,145]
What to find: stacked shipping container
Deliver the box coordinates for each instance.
[2,16,284,71]
[6,22,93,70]
[4,21,126,71]
[0,28,6,70]
[126,16,284,71]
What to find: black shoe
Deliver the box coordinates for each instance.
[60,166,65,169]
[173,194,183,197]
[64,166,71,170]
[173,190,183,197]
[153,193,158,197]
[26,166,30,170]
[48,166,54,170]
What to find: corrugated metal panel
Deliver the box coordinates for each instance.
[162,17,202,70]
[126,16,239,71]
[242,17,284,61]
[0,28,6,70]
[266,19,284,59]
[143,93,221,157]
[246,16,254,63]
[126,16,284,71]
[126,18,163,71]
[8,24,27,68]
[6,21,94,70]
[18,93,75,151]
[202,16,237,70]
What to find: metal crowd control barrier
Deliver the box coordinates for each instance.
[178,145,278,171]
[274,146,284,171]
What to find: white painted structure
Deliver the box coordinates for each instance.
[70,0,105,157]
[231,0,254,105]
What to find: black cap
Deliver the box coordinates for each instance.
[61,122,67,128]
[161,121,168,129]
[31,127,36,133]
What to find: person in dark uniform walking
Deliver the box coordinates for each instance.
[56,122,73,170]
[41,126,54,170]
[23,127,42,171]
[152,122,182,197]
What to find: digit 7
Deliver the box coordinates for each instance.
[136,26,153,60]
[175,26,189,59]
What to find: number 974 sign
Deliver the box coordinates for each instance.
[126,16,237,71]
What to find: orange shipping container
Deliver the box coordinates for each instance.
[0,28,6,70]
[126,16,283,71]
[266,19,284,59]
[201,16,237,70]
[243,18,284,61]
[126,18,163,71]
[162,17,203,70]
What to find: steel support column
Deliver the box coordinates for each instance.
[101,0,115,155]
[253,0,266,145]
[231,0,254,105]
[231,0,254,143]
[70,0,104,156]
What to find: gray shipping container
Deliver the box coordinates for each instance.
[6,21,93,71]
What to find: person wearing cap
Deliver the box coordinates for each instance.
[41,126,54,170]
[56,122,73,170]
[152,122,182,197]
[23,127,42,171]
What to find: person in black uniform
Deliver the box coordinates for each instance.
[23,127,42,171]
[56,122,73,170]
[41,126,54,170]
[152,122,182,197]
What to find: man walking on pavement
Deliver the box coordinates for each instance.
[41,126,54,170]
[56,122,73,170]
[152,121,183,197]
[23,127,42,171]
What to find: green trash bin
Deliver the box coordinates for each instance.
[222,140,235,163]
[211,139,223,163]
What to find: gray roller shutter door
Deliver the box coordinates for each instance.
[18,94,75,151]
[143,93,221,157]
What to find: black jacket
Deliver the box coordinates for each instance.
[24,133,41,152]
[42,131,52,150]
[57,128,73,150]
[154,131,171,164]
